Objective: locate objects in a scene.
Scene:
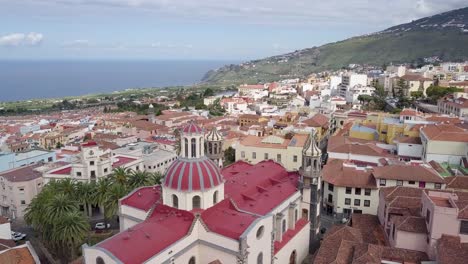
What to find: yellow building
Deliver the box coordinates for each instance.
[235,134,308,171]
[349,110,422,144]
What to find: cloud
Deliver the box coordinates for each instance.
[0,32,44,47]
[22,0,468,28]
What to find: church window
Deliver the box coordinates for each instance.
[96,257,105,264]
[282,219,287,233]
[191,138,196,157]
[257,252,263,264]
[256,226,265,239]
[184,138,188,157]
[213,191,218,204]
[192,196,201,209]
[188,256,196,264]
[172,195,179,209]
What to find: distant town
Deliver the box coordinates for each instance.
[1,61,468,264]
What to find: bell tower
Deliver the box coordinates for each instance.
[148,104,155,123]
[300,130,322,252]
[205,127,224,167]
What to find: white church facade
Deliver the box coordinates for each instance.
[82,122,322,264]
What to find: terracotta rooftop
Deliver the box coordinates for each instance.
[0,164,42,182]
[392,216,427,234]
[0,245,37,264]
[421,123,468,142]
[437,235,468,264]
[303,113,329,128]
[372,164,444,183]
[322,159,377,189]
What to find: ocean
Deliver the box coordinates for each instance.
[0,60,234,102]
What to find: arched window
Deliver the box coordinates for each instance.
[96,257,105,264]
[188,256,196,264]
[191,138,196,157]
[257,252,263,264]
[192,195,201,209]
[282,219,287,233]
[302,209,308,220]
[199,138,202,156]
[184,138,189,157]
[172,194,179,209]
[289,250,297,264]
[213,191,218,204]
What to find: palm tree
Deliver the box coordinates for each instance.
[93,178,111,223]
[44,193,79,226]
[103,184,128,221]
[110,167,132,187]
[150,172,163,185]
[52,211,90,262]
[75,181,97,217]
[24,187,55,235]
[128,170,152,189]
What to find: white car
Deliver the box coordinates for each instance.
[11,232,26,241]
[94,222,111,230]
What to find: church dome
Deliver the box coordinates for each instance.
[163,156,223,191]
[182,122,203,134]
[206,127,223,141]
[303,131,322,157]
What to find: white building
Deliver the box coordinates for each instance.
[338,74,368,98]
[82,123,323,264]
[322,160,379,219]
[112,141,177,174]
[345,85,375,104]
[44,141,142,183]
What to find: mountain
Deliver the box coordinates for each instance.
[202,7,468,84]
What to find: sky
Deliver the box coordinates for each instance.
[0,0,467,60]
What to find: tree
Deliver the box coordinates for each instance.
[224,147,235,166]
[410,91,424,99]
[203,88,215,97]
[395,78,408,98]
[110,167,132,187]
[103,184,128,221]
[150,172,163,185]
[52,211,90,262]
[128,170,152,189]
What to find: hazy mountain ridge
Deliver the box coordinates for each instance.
[202,7,468,84]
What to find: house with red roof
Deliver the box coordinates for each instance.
[82,122,324,264]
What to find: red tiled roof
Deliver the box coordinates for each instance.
[112,156,137,168]
[98,204,194,264]
[421,124,468,142]
[120,186,161,212]
[322,159,377,188]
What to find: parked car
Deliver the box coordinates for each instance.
[11,231,26,241]
[94,222,111,230]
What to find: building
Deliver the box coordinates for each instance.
[44,142,142,183]
[338,74,368,98]
[0,150,55,173]
[39,132,65,149]
[112,142,177,175]
[302,114,330,149]
[378,186,468,260]
[373,163,445,190]
[322,159,379,219]
[238,84,265,96]
[314,213,429,264]
[420,123,468,164]
[327,136,395,164]
[205,127,224,167]
[345,85,375,104]
[238,114,261,127]
[395,136,423,161]
[0,164,44,220]
[82,123,323,264]
[437,95,468,117]
[235,134,308,171]
[398,75,433,96]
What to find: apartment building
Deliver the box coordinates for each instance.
[373,163,445,190]
[0,150,55,173]
[398,75,433,96]
[438,95,468,117]
[420,123,468,164]
[378,186,468,260]
[0,164,44,220]
[235,134,308,171]
[322,159,379,218]
[337,74,368,98]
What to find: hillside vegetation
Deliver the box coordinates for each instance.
[202,7,468,84]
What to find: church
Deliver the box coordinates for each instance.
[82,122,322,264]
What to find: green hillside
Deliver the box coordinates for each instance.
[202,7,468,84]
